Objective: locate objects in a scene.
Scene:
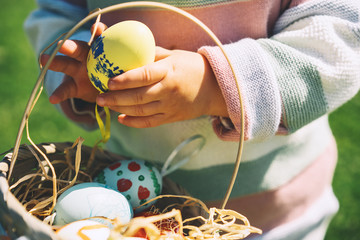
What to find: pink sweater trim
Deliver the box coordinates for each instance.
[289,0,315,8]
[198,46,250,141]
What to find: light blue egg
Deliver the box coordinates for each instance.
[54,182,133,226]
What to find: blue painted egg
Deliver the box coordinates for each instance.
[87,20,155,92]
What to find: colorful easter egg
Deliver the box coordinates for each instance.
[132,211,181,239]
[87,20,156,92]
[56,220,110,240]
[95,159,162,210]
[53,182,133,226]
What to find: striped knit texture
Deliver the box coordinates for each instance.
[86,0,248,9]
[270,0,360,132]
[201,0,360,137]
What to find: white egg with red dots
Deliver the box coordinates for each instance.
[94,159,162,211]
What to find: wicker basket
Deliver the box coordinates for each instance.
[0,141,206,239]
[0,142,85,239]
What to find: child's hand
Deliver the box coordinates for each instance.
[96,47,229,128]
[41,22,228,128]
[40,23,108,104]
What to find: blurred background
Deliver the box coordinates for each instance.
[0,1,359,239]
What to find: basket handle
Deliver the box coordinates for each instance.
[9,1,245,210]
[161,134,206,177]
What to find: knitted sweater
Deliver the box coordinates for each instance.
[25,0,360,202]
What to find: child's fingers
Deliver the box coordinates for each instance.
[155,46,172,61]
[109,101,162,117]
[97,83,161,107]
[40,54,82,78]
[91,22,108,37]
[49,76,78,104]
[117,113,166,128]
[108,61,168,91]
[58,40,89,62]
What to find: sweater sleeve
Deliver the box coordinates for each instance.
[199,0,360,142]
[24,0,99,129]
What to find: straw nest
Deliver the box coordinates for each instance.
[3,138,261,239]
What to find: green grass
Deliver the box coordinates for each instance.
[0,2,359,239]
[0,1,99,154]
[326,95,360,240]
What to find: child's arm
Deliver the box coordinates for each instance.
[200,0,360,141]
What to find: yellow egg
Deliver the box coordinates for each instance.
[87,20,156,92]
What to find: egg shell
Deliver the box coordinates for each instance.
[56,220,110,240]
[54,182,133,226]
[116,237,148,240]
[87,20,155,92]
[95,159,162,211]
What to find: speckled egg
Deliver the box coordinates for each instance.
[95,159,162,210]
[56,220,110,240]
[53,182,133,226]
